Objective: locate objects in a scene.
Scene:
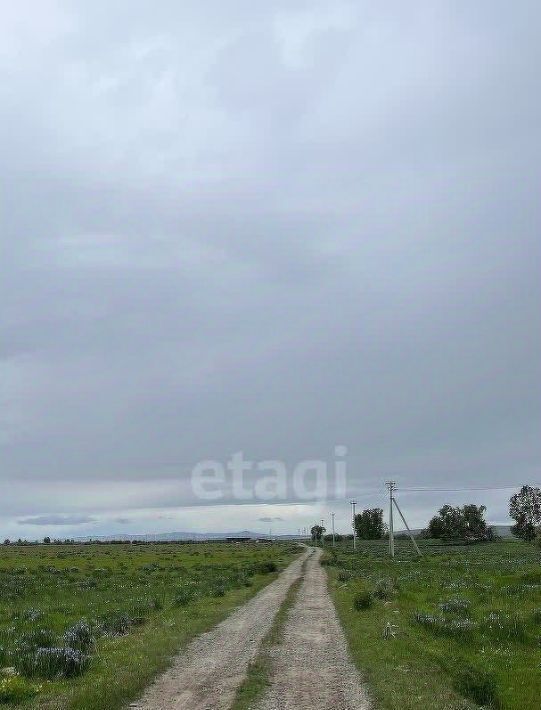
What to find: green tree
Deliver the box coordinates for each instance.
[427,504,490,541]
[43,536,51,544]
[310,525,325,542]
[354,508,386,539]
[509,485,541,541]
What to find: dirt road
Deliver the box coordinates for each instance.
[254,547,370,710]
[130,548,309,710]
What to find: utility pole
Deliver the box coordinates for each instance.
[386,481,395,558]
[393,494,422,557]
[331,512,335,547]
[385,481,421,558]
[350,500,357,551]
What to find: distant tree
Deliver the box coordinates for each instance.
[354,508,386,540]
[310,525,325,542]
[509,486,541,541]
[427,504,491,541]
[462,504,492,540]
[43,536,51,544]
[3,539,10,545]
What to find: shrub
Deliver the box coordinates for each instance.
[18,647,89,679]
[414,613,476,640]
[64,620,94,652]
[173,587,197,607]
[453,665,500,707]
[353,589,373,611]
[532,608,541,623]
[98,611,133,636]
[258,561,277,574]
[337,569,352,582]
[21,608,43,622]
[373,577,396,600]
[439,597,471,615]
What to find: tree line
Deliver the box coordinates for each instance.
[312,485,541,544]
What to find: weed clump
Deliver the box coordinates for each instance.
[173,586,197,607]
[373,577,396,600]
[258,561,278,574]
[414,612,476,639]
[439,597,471,615]
[98,611,138,636]
[64,620,94,652]
[353,588,373,611]
[453,664,500,708]
[17,647,89,679]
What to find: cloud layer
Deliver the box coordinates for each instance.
[1,1,540,537]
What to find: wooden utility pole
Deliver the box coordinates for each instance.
[386,481,395,558]
[350,500,357,550]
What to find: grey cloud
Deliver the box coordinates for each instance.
[18,515,97,526]
[258,517,284,523]
[1,1,540,533]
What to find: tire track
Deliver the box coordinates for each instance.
[130,548,309,710]
[254,547,371,710]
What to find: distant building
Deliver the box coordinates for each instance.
[225,536,252,543]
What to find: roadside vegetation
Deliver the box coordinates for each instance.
[325,537,541,709]
[0,541,299,708]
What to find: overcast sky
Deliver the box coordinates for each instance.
[1,1,540,539]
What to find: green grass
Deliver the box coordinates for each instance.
[324,538,541,710]
[0,541,300,708]
[231,554,307,710]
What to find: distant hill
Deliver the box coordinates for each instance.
[73,530,304,542]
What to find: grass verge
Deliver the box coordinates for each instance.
[325,539,541,710]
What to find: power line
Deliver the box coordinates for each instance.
[396,485,523,492]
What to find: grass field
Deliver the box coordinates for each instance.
[0,541,299,708]
[324,538,541,709]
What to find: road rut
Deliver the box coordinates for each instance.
[254,547,371,710]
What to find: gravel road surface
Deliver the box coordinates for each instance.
[254,547,371,710]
